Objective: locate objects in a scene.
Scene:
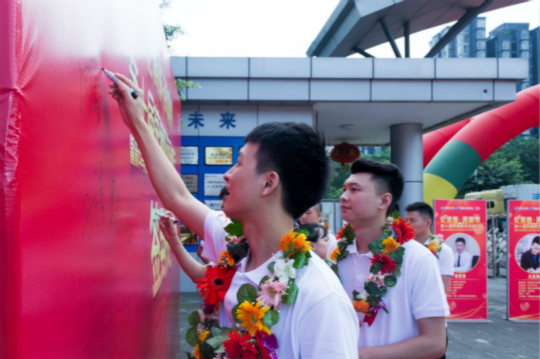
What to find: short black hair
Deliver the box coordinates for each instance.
[456,237,466,245]
[405,202,434,221]
[299,222,328,243]
[350,158,404,215]
[245,122,329,219]
[533,236,539,245]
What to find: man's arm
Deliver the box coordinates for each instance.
[441,275,452,294]
[159,213,206,283]
[109,74,210,237]
[357,317,446,359]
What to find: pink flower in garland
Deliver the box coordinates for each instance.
[257,281,288,309]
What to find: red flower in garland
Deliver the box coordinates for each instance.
[224,329,258,359]
[391,217,415,244]
[196,265,235,309]
[371,253,396,274]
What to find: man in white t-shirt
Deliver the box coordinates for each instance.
[332,158,449,358]
[405,202,454,293]
[454,237,473,272]
[108,79,358,359]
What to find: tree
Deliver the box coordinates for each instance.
[160,0,183,51]
[457,136,537,197]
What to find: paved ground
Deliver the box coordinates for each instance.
[176,278,539,359]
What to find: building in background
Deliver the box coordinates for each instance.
[430,17,487,58]
[486,23,537,90]
[431,20,539,92]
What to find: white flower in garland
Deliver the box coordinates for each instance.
[273,258,296,283]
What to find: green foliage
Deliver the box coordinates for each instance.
[236,284,258,304]
[176,79,201,101]
[458,135,538,196]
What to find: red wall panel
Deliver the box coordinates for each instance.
[0,1,181,357]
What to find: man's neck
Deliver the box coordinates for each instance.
[414,232,431,244]
[242,208,295,271]
[353,216,387,253]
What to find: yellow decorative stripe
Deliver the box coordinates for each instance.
[423,173,458,207]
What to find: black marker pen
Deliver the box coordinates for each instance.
[102,68,138,99]
[157,212,179,224]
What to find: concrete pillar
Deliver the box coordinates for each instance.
[390,123,423,215]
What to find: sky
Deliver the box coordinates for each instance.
[162,0,539,58]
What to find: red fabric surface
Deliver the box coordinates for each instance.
[0,1,181,357]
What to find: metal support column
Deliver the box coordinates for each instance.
[379,17,402,58]
[390,123,423,214]
[404,21,410,58]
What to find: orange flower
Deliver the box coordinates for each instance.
[353,299,370,314]
[382,237,399,255]
[280,231,311,257]
[193,344,201,359]
[198,330,209,342]
[330,247,341,262]
[236,300,271,336]
[218,250,235,267]
[427,241,440,254]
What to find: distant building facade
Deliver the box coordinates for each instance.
[431,19,539,92]
[487,23,538,90]
[430,17,487,58]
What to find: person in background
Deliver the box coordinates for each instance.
[405,202,454,293]
[331,158,448,359]
[299,222,331,259]
[299,203,337,248]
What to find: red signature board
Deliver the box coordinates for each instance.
[435,200,487,320]
[0,0,181,357]
[507,200,540,320]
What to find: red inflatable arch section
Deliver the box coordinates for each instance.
[0,1,181,358]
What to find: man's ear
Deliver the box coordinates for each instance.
[379,193,393,211]
[261,171,280,196]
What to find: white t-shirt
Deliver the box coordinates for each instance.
[203,210,359,359]
[454,250,473,272]
[328,238,449,347]
[423,239,455,276]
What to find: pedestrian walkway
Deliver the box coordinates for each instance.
[176,278,539,359]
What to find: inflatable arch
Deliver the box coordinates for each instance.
[424,85,539,205]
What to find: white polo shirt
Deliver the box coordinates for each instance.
[203,210,359,359]
[329,238,449,347]
[432,242,455,276]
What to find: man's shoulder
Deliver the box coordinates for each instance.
[297,255,347,301]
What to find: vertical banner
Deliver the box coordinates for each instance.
[435,199,487,320]
[507,200,540,321]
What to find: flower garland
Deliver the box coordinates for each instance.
[329,211,415,326]
[425,233,444,258]
[186,219,312,359]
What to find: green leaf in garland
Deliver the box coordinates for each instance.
[384,275,397,287]
[282,282,298,304]
[188,310,201,326]
[267,261,275,273]
[262,309,280,327]
[237,284,258,304]
[224,219,243,237]
[371,262,382,274]
[232,303,240,322]
[210,327,221,337]
[186,327,199,346]
[292,252,306,269]
[200,341,215,359]
[392,268,401,277]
